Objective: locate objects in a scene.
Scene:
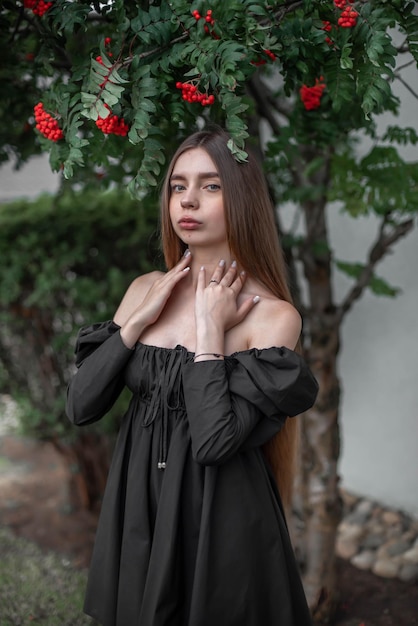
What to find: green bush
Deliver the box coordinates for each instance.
[0,188,161,440]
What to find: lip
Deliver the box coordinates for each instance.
[178,217,202,229]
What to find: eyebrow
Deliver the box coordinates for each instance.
[170,171,220,182]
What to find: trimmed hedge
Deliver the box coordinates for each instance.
[0,188,161,439]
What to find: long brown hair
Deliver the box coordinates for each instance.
[161,128,299,506]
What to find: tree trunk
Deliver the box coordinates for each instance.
[298,320,343,621]
[0,305,113,514]
[53,432,112,513]
[293,149,344,621]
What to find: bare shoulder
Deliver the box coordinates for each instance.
[113,271,164,326]
[247,296,302,351]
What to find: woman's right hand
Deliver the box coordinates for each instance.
[117,251,191,348]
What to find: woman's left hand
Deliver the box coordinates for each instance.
[195,261,259,334]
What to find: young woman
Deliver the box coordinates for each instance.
[66,128,318,626]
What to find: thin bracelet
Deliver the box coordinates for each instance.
[194,352,225,360]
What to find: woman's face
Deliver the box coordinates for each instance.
[168,148,227,248]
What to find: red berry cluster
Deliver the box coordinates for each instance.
[95,54,115,89]
[322,1,358,43]
[251,49,277,66]
[299,78,326,111]
[192,8,214,24]
[104,37,113,57]
[96,106,129,136]
[322,20,333,45]
[95,38,113,69]
[192,8,219,38]
[176,82,215,106]
[338,6,358,27]
[33,102,63,141]
[334,0,354,8]
[24,0,53,16]
[251,58,266,67]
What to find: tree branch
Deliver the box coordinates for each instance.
[394,74,418,100]
[247,75,282,136]
[336,215,414,322]
[270,1,304,22]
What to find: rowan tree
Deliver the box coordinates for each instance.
[1,0,418,620]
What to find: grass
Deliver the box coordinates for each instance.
[0,527,98,625]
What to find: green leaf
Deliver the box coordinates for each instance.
[335,260,400,297]
[340,44,353,70]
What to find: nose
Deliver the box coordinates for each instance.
[180,188,199,209]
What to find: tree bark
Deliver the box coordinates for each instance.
[299,320,343,620]
[53,432,112,513]
[290,148,344,620]
[0,305,113,513]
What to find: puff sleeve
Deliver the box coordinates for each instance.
[66,320,134,426]
[182,347,318,466]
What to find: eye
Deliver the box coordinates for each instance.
[206,183,221,191]
[171,183,186,192]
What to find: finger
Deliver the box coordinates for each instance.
[228,270,246,295]
[165,250,191,280]
[219,260,238,286]
[236,295,261,321]
[209,259,226,285]
[176,249,191,267]
[164,252,191,286]
[197,265,206,292]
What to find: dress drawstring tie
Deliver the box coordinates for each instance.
[142,348,185,470]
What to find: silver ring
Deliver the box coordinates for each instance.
[209,279,219,284]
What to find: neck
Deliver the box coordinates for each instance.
[186,245,234,286]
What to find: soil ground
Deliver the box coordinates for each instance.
[0,435,417,626]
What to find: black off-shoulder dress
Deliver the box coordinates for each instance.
[66,320,318,626]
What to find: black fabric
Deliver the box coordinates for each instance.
[66,320,318,626]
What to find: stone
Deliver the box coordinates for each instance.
[386,524,403,539]
[376,538,407,559]
[382,510,402,526]
[398,563,418,582]
[402,546,418,564]
[340,490,359,510]
[336,490,418,581]
[401,530,417,544]
[336,536,360,560]
[386,539,412,557]
[356,499,374,516]
[361,533,385,551]
[344,499,374,525]
[366,521,385,536]
[372,558,400,578]
[338,523,364,542]
[350,550,375,571]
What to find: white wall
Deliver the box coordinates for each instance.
[0,155,60,202]
[331,212,418,515]
[333,43,418,516]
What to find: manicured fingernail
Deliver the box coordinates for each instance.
[184,249,191,257]
[219,259,225,267]
[182,266,190,272]
[253,296,260,303]
[231,260,237,268]
[200,265,205,270]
